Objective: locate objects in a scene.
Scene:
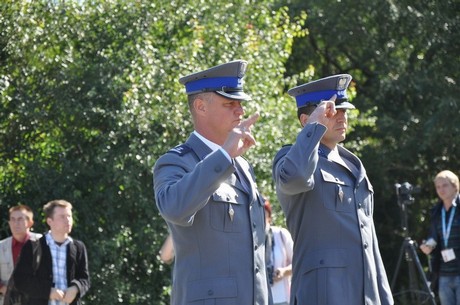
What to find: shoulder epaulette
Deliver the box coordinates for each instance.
[168,144,192,156]
[318,147,327,158]
[273,144,293,165]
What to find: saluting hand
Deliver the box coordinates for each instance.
[222,112,259,158]
[307,94,337,126]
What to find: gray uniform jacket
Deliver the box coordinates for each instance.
[154,133,272,305]
[272,123,393,305]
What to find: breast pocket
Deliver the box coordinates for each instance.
[210,183,243,232]
[297,249,350,305]
[320,169,354,213]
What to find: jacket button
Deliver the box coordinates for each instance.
[208,290,214,296]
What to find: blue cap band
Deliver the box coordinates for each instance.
[185,77,243,94]
[296,89,348,108]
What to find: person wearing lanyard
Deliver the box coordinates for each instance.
[420,170,460,305]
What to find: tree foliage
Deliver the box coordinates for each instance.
[0,0,304,304]
[1,0,458,303]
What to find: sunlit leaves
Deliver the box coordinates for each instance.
[0,0,305,304]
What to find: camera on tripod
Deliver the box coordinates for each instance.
[391,181,437,305]
[395,182,421,206]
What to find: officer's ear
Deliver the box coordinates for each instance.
[191,96,205,116]
[299,113,309,127]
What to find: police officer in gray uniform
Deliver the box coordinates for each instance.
[154,60,272,305]
[272,75,394,305]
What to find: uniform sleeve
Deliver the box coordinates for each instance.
[272,123,326,195]
[154,149,234,226]
[371,224,394,305]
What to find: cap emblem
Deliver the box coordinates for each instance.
[337,77,348,90]
[238,62,247,78]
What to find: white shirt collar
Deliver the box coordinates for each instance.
[45,231,72,246]
[193,130,221,152]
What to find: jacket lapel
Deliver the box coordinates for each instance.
[186,133,212,161]
[66,241,76,282]
[234,157,256,199]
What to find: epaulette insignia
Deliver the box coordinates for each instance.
[318,147,327,158]
[168,144,192,156]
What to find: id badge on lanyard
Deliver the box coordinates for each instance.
[442,206,457,262]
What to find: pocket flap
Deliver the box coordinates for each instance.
[302,249,348,274]
[187,277,237,301]
[320,169,346,185]
[212,183,239,204]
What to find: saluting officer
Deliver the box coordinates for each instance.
[272,75,394,305]
[154,60,272,305]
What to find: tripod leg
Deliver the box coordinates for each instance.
[391,239,408,290]
[406,239,437,305]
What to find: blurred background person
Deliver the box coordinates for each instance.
[0,204,41,305]
[265,198,293,305]
[420,170,460,305]
[13,199,90,305]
